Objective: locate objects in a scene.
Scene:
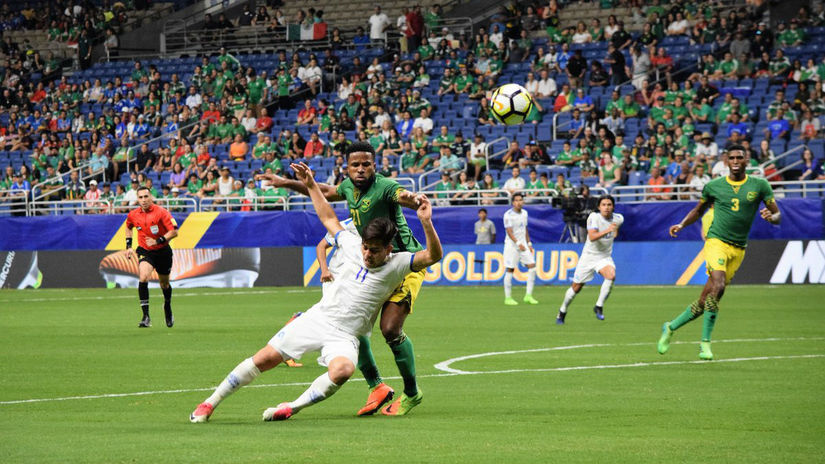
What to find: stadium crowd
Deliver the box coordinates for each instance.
[1,0,825,214]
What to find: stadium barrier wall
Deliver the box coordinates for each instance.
[2,240,822,289]
[0,199,822,251]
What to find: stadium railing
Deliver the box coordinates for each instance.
[153,197,198,213]
[611,184,700,203]
[768,180,825,198]
[422,188,512,207]
[0,189,29,216]
[759,144,807,180]
[417,160,469,191]
[484,136,511,172]
[611,180,825,204]
[29,199,112,216]
[284,196,347,211]
[29,166,106,205]
[199,195,287,212]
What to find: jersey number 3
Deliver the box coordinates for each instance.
[731,198,740,212]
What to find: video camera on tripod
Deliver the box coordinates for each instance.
[552,186,598,242]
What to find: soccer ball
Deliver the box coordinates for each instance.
[490,83,534,125]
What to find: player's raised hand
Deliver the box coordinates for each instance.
[413,193,429,205]
[759,207,772,221]
[291,162,315,187]
[669,224,683,238]
[416,195,432,221]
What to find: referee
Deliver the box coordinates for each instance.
[125,186,179,328]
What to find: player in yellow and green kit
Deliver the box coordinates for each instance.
[263,141,427,415]
[659,145,781,360]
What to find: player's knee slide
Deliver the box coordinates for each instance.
[387,332,408,347]
[690,300,704,317]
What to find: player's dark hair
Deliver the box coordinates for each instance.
[598,194,615,206]
[479,208,488,214]
[726,144,746,155]
[362,217,397,247]
[512,193,524,201]
[136,186,150,194]
[345,141,376,159]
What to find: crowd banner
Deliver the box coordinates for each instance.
[0,199,822,251]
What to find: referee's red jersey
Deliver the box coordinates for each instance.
[126,204,178,250]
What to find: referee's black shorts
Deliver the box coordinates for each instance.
[136,246,173,275]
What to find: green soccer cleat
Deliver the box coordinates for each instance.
[523,294,539,305]
[380,390,423,416]
[657,322,673,354]
[504,297,518,306]
[699,341,714,360]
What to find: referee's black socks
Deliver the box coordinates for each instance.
[138,282,150,317]
[162,286,172,311]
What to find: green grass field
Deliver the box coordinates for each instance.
[1,285,823,463]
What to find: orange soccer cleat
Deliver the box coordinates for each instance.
[356,383,394,416]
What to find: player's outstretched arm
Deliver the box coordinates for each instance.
[292,162,343,237]
[257,171,343,201]
[316,238,334,282]
[411,197,443,272]
[669,200,710,237]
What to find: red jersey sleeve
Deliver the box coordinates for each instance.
[161,208,178,232]
[125,210,134,230]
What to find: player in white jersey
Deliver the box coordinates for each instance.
[502,193,539,305]
[556,195,623,324]
[190,162,442,423]
[316,217,359,283]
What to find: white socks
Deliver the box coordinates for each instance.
[504,272,513,298]
[206,357,261,407]
[526,268,536,295]
[559,287,577,313]
[596,279,614,307]
[289,372,341,412]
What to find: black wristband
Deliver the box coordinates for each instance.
[125,237,132,248]
[157,236,167,244]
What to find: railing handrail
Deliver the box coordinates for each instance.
[199,194,287,212]
[417,159,468,192]
[757,144,806,171]
[483,136,509,172]
[28,198,112,216]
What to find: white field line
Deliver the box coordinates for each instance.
[433,337,825,373]
[1,337,823,406]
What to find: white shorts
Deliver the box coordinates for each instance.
[268,310,359,366]
[504,241,536,269]
[572,253,615,284]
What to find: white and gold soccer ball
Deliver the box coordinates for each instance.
[490,83,534,125]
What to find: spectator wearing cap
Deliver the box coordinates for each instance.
[83,179,104,214]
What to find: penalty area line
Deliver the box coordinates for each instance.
[1,353,823,406]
